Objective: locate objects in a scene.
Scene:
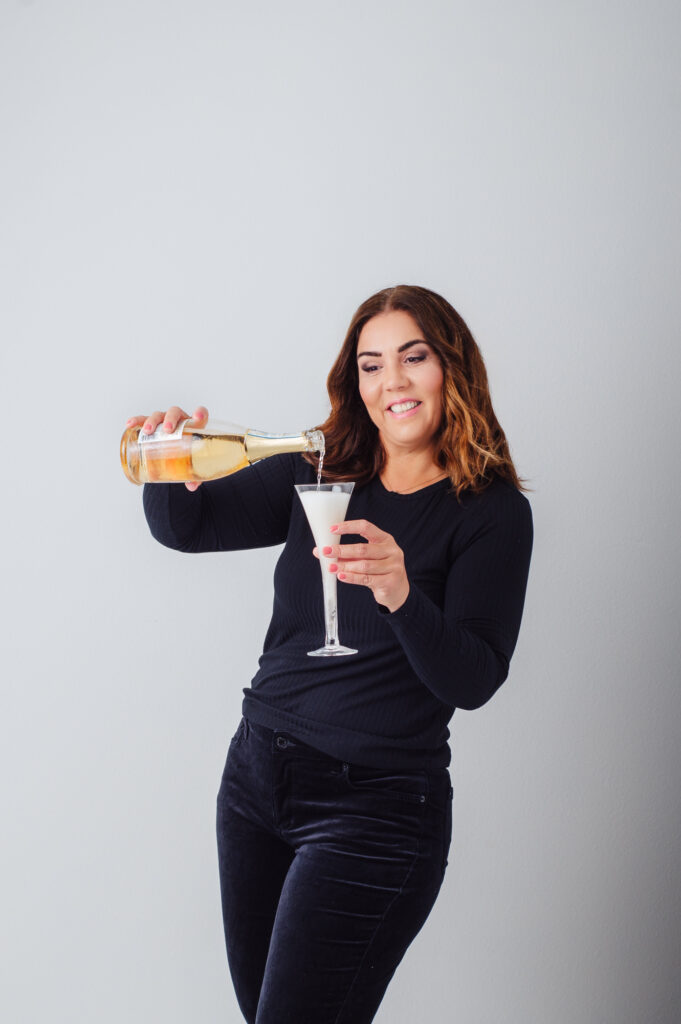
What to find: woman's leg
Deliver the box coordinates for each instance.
[216,720,295,1024]
[254,832,445,1024]
[217,718,453,1024]
[255,736,453,1024]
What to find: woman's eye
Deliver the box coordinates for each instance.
[359,352,427,372]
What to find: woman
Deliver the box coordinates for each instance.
[129,285,533,1023]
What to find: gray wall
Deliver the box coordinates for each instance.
[2,1,679,1021]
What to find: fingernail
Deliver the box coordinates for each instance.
[322,546,333,555]
[330,525,338,532]
[126,418,134,427]
[338,573,346,581]
[329,563,338,572]
[163,421,172,431]
[143,423,152,433]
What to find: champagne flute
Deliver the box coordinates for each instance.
[295,483,358,657]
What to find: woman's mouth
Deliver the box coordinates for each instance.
[387,400,421,418]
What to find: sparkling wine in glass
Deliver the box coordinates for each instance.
[295,482,357,657]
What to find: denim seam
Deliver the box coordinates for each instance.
[331,838,422,1024]
[332,773,430,1024]
[441,786,454,876]
[270,743,282,836]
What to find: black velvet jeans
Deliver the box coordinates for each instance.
[216,716,453,1024]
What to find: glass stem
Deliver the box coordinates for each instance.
[320,561,339,648]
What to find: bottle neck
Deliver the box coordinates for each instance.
[244,429,324,462]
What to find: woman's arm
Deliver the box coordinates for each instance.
[127,404,297,554]
[142,453,297,553]
[387,491,533,709]
[327,486,534,710]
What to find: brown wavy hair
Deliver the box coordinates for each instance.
[305,285,530,498]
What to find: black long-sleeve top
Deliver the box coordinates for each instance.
[143,454,533,770]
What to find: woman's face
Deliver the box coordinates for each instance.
[356,310,444,459]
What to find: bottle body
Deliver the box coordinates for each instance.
[120,419,324,485]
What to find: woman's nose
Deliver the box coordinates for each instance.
[384,361,409,390]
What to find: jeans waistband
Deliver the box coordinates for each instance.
[243,715,340,761]
[240,716,452,796]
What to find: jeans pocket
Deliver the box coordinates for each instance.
[343,763,428,806]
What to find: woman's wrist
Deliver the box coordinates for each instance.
[384,582,410,614]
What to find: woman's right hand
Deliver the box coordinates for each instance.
[125,405,209,491]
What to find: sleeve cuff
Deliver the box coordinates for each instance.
[375,585,421,620]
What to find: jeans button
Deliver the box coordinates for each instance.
[276,736,288,749]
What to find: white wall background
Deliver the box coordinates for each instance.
[2,1,680,1021]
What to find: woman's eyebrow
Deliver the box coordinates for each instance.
[357,339,427,359]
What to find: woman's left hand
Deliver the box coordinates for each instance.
[314,519,410,614]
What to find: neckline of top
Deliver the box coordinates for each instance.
[374,474,451,500]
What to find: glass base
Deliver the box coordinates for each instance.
[307,644,358,657]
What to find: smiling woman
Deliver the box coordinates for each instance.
[310,284,527,499]
[357,310,446,488]
[137,283,533,1024]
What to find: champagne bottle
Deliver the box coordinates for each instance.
[120,418,325,485]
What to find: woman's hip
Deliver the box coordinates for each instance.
[217,716,453,880]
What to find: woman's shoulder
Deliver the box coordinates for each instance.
[434,478,533,570]
[454,475,531,512]
[237,453,314,506]
[250,452,317,482]
[292,453,319,483]
[448,476,533,543]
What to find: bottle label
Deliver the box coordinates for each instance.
[139,418,189,443]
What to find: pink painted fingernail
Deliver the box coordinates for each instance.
[338,573,346,581]
[330,525,338,532]
[329,563,338,572]
[322,546,333,555]
[143,422,151,433]
[164,421,172,431]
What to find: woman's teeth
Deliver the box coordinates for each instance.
[389,401,420,413]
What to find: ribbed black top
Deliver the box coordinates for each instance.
[143,454,533,769]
